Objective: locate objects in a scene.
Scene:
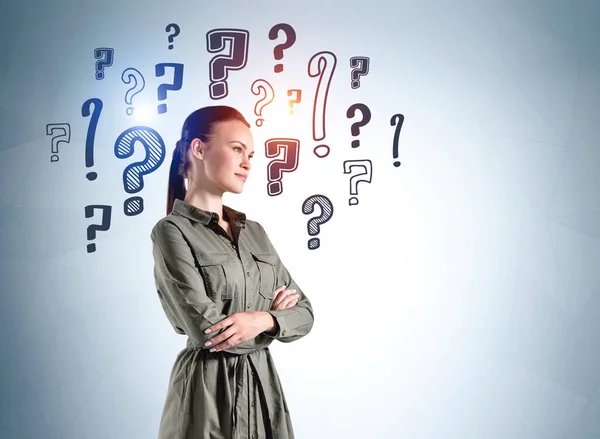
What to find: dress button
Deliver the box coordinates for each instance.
[252,435,257,439]
[246,271,250,277]
[247,304,251,309]
[251,401,255,407]
[282,330,286,336]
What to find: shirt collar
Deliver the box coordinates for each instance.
[171,198,247,228]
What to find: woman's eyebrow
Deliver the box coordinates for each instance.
[229,141,254,153]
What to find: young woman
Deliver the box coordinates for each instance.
[150,105,314,438]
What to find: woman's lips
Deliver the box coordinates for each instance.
[235,174,247,182]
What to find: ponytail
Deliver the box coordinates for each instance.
[166,140,186,216]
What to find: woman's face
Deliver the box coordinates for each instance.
[192,119,254,194]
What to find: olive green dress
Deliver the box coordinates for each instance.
[151,199,314,439]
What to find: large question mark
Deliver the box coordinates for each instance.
[268,23,296,73]
[156,63,184,114]
[302,195,334,250]
[94,48,114,80]
[121,68,145,116]
[350,56,370,89]
[391,113,404,167]
[251,79,275,126]
[206,28,249,100]
[114,126,166,216]
[343,159,373,206]
[308,51,337,158]
[287,89,302,115]
[81,98,103,181]
[165,23,180,50]
[346,103,372,148]
[265,138,300,196]
[85,205,112,253]
[45,123,71,163]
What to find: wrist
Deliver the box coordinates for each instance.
[262,311,277,335]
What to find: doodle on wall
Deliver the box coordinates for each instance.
[51,23,406,253]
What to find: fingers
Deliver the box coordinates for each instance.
[204,313,237,334]
[272,287,296,308]
[271,293,299,310]
[204,326,237,352]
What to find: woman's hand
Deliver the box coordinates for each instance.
[203,311,274,352]
[271,285,299,310]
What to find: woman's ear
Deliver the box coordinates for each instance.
[190,138,207,161]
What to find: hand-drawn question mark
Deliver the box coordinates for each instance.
[206,28,249,100]
[350,56,370,88]
[251,79,275,126]
[85,205,112,253]
[45,123,71,163]
[81,98,103,180]
[308,51,337,158]
[165,23,180,50]
[156,63,184,114]
[94,48,114,80]
[346,103,372,148]
[265,138,300,196]
[114,126,166,216]
[391,113,404,167]
[302,195,334,250]
[287,89,302,114]
[268,23,296,73]
[121,68,145,115]
[343,159,373,206]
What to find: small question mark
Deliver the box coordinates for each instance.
[165,23,180,50]
[45,123,71,163]
[156,63,184,114]
[206,28,249,100]
[265,138,300,196]
[302,195,334,250]
[308,51,337,158]
[121,68,145,116]
[287,89,302,115]
[81,98,103,181]
[346,103,372,148]
[350,56,370,88]
[251,79,275,126]
[343,159,373,206]
[85,205,112,253]
[94,48,114,80]
[391,113,404,167]
[268,23,296,73]
[114,126,166,216]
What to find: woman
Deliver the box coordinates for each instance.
[150,105,314,439]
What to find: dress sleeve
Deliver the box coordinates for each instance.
[151,220,246,353]
[257,223,315,343]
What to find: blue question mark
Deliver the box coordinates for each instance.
[156,63,184,114]
[114,126,166,216]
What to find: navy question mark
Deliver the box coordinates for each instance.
[165,23,180,49]
[206,28,250,100]
[81,98,103,181]
[156,63,184,114]
[269,23,296,73]
[94,48,114,80]
[346,103,371,148]
[350,56,370,88]
[391,113,404,167]
[302,195,334,250]
[85,205,112,253]
[114,126,166,216]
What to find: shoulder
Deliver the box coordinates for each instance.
[150,214,189,242]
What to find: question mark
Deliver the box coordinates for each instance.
[121,68,145,116]
[45,123,71,163]
[287,89,302,115]
[268,23,296,73]
[265,138,300,196]
[343,159,373,206]
[165,23,180,50]
[85,205,112,253]
[391,113,404,167]
[250,79,275,126]
[156,63,184,114]
[206,28,249,100]
[114,126,166,216]
[350,56,370,88]
[308,51,337,158]
[94,48,114,80]
[302,195,334,250]
[346,103,372,148]
[81,98,103,181]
